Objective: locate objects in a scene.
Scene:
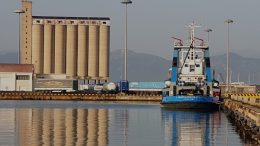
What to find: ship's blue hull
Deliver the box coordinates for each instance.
[161,95,220,109]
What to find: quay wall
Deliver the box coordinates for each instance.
[224,97,260,144]
[0,92,161,101]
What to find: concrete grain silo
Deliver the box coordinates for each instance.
[66,23,78,78]
[54,21,66,74]
[99,22,110,81]
[32,20,44,74]
[88,24,99,80]
[77,22,88,79]
[21,1,111,81]
[21,1,32,64]
[43,21,54,74]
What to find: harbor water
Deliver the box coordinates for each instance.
[0,100,255,146]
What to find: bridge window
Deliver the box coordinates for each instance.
[190,65,195,72]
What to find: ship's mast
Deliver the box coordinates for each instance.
[187,22,200,61]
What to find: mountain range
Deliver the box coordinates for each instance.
[110,50,260,84]
[0,50,259,84]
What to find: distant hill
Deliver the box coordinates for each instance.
[0,52,17,64]
[211,53,260,84]
[110,50,260,84]
[0,50,259,84]
[110,50,171,82]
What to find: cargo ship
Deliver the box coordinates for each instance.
[161,22,222,109]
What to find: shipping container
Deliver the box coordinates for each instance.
[34,79,74,91]
[129,82,165,91]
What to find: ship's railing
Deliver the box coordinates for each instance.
[174,40,209,48]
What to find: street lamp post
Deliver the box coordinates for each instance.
[205,28,213,44]
[14,9,25,64]
[121,0,132,81]
[225,19,233,94]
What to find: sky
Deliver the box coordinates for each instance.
[0,0,260,60]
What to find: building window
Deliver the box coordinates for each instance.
[16,75,30,80]
[103,21,106,24]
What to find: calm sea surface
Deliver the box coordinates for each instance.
[0,100,255,146]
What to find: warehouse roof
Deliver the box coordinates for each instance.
[0,64,34,73]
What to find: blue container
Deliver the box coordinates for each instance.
[129,82,165,91]
[119,80,129,92]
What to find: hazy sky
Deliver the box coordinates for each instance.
[0,0,260,60]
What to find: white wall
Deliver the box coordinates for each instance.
[0,72,33,91]
[0,73,16,91]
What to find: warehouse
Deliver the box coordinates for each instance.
[0,64,33,91]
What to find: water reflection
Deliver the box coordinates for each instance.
[0,101,254,146]
[15,108,109,146]
[161,109,221,146]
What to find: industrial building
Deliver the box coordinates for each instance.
[21,1,110,82]
[0,64,33,91]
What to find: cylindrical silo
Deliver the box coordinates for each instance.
[54,25,66,74]
[32,24,44,74]
[99,25,110,80]
[66,25,77,78]
[88,25,99,79]
[43,24,53,74]
[77,25,88,79]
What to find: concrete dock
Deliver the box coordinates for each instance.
[0,91,162,101]
[1,91,260,143]
[224,94,260,144]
